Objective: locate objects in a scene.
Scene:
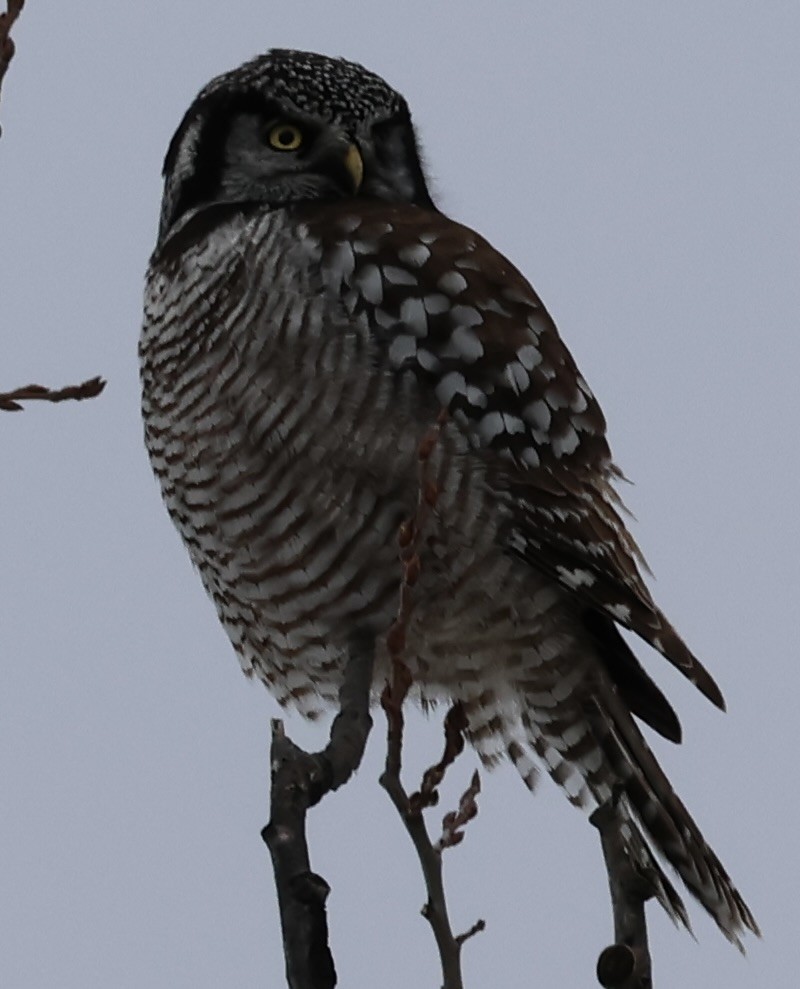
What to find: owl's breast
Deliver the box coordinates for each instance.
[140,210,438,671]
[139,206,558,712]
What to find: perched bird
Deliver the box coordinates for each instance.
[140,48,758,946]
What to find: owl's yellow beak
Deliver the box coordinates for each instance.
[343,143,364,194]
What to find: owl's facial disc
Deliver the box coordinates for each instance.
[212,110,366,207]
[264,116,363,195]
[265,118,363,196]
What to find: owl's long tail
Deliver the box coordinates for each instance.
[514,685,760,949]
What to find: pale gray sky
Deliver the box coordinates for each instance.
[2,3,797,986]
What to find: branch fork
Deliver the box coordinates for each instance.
[263,646,375,989]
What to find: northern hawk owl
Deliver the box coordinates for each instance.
[140,48,758,947]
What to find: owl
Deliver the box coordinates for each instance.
[140,48,758,947]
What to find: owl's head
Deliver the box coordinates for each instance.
[157,48,435,246]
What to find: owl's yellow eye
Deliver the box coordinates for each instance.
[267,123,304,151]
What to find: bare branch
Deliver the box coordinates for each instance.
[379,717,480,989]
[590,800,655,988]
[262,723,337,989]
[0,0,25,131]
[0,377,107,411]
[262,642,374,989]
[379,410,484,989]
[1,11,105,418]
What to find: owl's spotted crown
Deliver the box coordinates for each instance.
[196,49,406,123]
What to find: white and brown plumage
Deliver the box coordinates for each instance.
[140,48,758,946]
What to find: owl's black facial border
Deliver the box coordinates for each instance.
[162,90,294,235]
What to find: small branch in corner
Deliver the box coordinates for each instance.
[0,0,25,131]
[1,377,107,412]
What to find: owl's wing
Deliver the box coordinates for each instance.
[302,200,724,716]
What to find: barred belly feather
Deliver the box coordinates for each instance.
[141,209,587,725]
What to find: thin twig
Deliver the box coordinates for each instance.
[0,0,25,132]
[455,918,487,948]
[590,800,655,988]
[380,752,472,989]
[1,10,106,421]
[262,643,374,989]
[379,707,485,989]
[0,377,107,411]
[382,412,447,774]
[379,411,484,989]
[382,409,448,777]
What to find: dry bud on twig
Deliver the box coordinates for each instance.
[409,702,468,814]
[435,770,481,852]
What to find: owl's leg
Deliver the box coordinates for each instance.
[319,630,375,790]
[262,631,375,989]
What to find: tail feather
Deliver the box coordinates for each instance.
[460,680,759,947]
[516,704,691,926]
[608,795,692,931]
[582,691,760,948]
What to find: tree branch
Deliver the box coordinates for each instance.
[379,410,484,988]
[0,0,24,132]
[1,7,106,417]
[0,377,107,411]
[379,706,484,989]
[590,800,654,988]
[262,642,374,989]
